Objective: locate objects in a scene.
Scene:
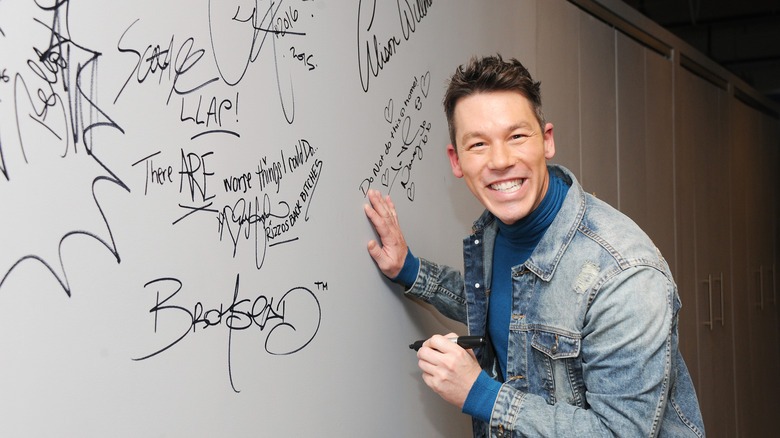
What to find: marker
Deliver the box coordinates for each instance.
[409,335,486,351]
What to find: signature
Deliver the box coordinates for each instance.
[356,0,433,92]
[135,274,323,392]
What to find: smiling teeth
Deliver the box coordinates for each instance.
[491,179,523,192]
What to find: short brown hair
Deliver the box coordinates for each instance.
[443,55,544,148]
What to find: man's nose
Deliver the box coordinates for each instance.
[488,142,513,169]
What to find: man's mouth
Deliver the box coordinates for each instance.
[490,179,524,193]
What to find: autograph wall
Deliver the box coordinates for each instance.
[0,1,527,436]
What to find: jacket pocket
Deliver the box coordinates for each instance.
[531,329,581,360]
[531,328,585,406]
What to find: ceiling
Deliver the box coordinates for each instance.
[619,0,780,104]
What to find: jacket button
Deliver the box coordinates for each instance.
[474,239,480,245]
[475,283,480,289]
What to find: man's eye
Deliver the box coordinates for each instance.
[512,134,527,140]
[469,142,485,149]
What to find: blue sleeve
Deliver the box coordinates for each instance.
[462,370,501,423]
[391,247,419,287]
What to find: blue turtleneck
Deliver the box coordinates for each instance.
[489,172,568,377]
[463,171,569,422]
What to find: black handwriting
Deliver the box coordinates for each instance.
[356,0,433,92]
[135,275,322,392]
[115,19,218,105]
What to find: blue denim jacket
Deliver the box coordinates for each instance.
[405,165,704,437]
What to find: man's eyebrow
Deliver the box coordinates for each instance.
[460,130,486,143]
[508,122,535,131]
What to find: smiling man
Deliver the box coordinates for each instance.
[446,88,554,226]
[364,55,704,437]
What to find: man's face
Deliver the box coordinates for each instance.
[447,90,555,225]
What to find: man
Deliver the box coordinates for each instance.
[364,55,704,437]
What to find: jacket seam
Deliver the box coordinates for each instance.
[578,223,629,269]
[586,260,671,308]
[670,397,705,437]
[650,279,674,436]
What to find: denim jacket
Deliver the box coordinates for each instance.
[405,165,704,437]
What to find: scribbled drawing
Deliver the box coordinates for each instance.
[0,0,127,297]
[0,0,327,299]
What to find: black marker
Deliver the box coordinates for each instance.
[409,336,486,351]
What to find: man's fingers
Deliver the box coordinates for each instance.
[365,192,395,231]
[426,334,458,353]
[384,194,398,218]
[368,190,397,220]
[366,239,385,264]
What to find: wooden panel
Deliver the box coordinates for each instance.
[579,13,618,206]
[643,49,675,272]
[744,102,767,438]
[729,96,756,437]
[691,72,737,437]
[536,0,581,175]
[752,110,780,434]
[616,32,646,220]
[616,32,675,278]
[674,65,701,398]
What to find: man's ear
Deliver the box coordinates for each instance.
[543,123,556,160]
[447,144,464,178]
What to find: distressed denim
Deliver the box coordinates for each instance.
[405,165,704,437]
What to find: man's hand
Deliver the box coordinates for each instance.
[417,333,482,409]
[364,189,407,278]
